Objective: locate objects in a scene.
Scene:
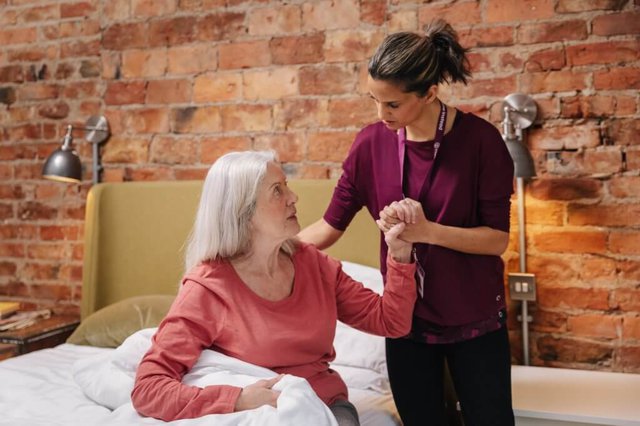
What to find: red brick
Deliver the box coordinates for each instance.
[518,20,587,44]
[609,232,640,255]
[533,230,607,254]
[126,166,174,181]
[361,0,385,25]
[537,288,610,311]
[613,288,640,311]
[325,30,384,63]
[418,1,480,26]
[609,176,640,198]
[567,40,640,66]
[132,0,178,16]
[608,118,640,146]
[200,136,251,164]
[38,102,70,119]
[0,261,17,277]
[270,34,324,65]
[618,260,640,282]
[458,26,514,48]
[485,0,554,23]
[247,5,301,35]
[171,106,222,134]
[581,148,624,176]
[536,336,612,365]
[102,135,150,163]
[254,133,305,162]
[122,48,167,78]
[618,346,640,373]
[299,64,358,95]
[568,203,640,227]
[60,2,95,18]
[529,178,602,201]
[125,108,170,133]
[527,254,579,285]
[105,81,146,105]
[0,242,25,258]
[529,123,600,150]
[521,70,588,93]
[148,16,197,47]
[328,97,377,128]
[560,95,615,119]
[146,79,191,104]
[529,309,568,333]
[59,19,100,38]
[196,12,246,42]
[0,27,37,45]
[622,316,640,340]
[193,73,241,103]
[459,76,517,98]
[102,22,148,50]
[149,135,198,165]
[595,67,640,90]
[273,99,330,130]
[221,104,272,132]
[593,11,640,36]
[557,0,627,12]
[307,131,356,162]
[524,48,565,72]
[243,68,298,100]
[568,315,621,339]
[301,0,360,31]
[219,41,271,69]
[18,4,59,22]
[17,84,59,101]
[39,225,79,241]
[167,45,217,75]
[0,65,24,83]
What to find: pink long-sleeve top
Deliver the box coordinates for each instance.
[131,242,416,421]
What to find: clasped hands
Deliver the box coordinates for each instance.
[376,198,431,263]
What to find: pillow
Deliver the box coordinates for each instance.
[66,295,175,348]
[333,262,388,377]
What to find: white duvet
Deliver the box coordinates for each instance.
[71,328,337,426]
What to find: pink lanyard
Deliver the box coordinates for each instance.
[397,101,447,192]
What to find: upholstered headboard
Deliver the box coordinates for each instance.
[81,180,380,319]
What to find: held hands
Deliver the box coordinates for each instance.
[234,375,283,412]
[376,200,419,264]
[378,198,432,244]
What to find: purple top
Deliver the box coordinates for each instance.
[324,111,514,343]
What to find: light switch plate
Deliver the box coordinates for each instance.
[508,272,536,301]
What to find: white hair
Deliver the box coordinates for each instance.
[185,150,296,272]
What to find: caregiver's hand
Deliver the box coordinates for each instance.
[234,375,283,411]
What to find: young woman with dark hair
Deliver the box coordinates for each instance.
[300,20,515,426]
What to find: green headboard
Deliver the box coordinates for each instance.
[81,180,380,319]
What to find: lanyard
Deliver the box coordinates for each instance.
[397,101,447,191]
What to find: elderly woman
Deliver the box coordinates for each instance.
[131,151,418,425]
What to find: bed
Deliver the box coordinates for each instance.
[0,179,402,426]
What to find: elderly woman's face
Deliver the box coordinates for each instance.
[251,162,300,242]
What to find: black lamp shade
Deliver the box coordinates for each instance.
[505,139,536,178]
[42,147,82,183]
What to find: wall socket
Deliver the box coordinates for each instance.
[508,273,536,301]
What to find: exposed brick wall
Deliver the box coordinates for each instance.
[0,0,638,372]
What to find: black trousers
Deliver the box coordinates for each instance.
[386,327,514,426]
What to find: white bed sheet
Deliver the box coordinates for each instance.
[0,343,400,426]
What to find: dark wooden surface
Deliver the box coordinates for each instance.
[0,314,80,356]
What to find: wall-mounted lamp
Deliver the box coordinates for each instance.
[501,93,537,366]
[42,115,110,185]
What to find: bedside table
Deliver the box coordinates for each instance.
[0,314,80,357]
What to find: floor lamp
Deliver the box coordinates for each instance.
[501,94,537,366]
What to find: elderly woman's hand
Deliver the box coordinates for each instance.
[378,198,432,244]
[377,220,413,264]
[234,375,282,412]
